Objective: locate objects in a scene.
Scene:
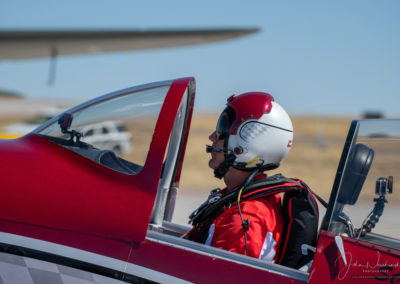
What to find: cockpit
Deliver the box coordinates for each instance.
[28,77,400,282]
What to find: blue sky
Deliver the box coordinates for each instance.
[0,1,399,116]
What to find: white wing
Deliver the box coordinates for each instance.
[0,28,259,60]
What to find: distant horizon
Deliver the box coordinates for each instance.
[0,95,386,119]
[0,80,395,118]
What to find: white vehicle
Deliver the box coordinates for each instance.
[80,120,132,155]
[2,109,132,156]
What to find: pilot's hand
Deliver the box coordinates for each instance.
[180,231,190,239]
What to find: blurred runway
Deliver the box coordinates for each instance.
[0,98,73,118]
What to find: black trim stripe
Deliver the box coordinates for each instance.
[0,242,157,284]
[242,121,293,133]
[239,121,293,141]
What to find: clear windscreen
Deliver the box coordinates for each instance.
[35,85,170,174]
[328,119,400,240]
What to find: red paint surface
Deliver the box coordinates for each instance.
[129,238,307,284]
[0,219,133,261]
[309,230,400,283]
[0,77,192,247]
[0,219,306,283]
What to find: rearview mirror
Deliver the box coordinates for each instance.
[58,112,73,132]
[338,143,374,205]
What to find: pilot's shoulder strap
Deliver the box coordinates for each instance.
[244,174,327,207]
[190,174,312,226]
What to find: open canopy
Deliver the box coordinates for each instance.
[0,77,195,246]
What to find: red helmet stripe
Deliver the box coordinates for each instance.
[227,92,274,135]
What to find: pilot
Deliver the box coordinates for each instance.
[188,92,297,263]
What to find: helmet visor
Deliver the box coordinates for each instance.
[216,107,235,140]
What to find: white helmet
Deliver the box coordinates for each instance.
[208,92,293,178]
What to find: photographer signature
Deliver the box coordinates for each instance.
[336,251,400,281]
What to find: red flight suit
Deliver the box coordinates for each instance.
[190,175,284,262]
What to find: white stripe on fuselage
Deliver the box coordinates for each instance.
[0,232,191,284]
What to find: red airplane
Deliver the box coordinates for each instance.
[0,77,399,283]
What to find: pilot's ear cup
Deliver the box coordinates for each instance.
[338,143,375,205]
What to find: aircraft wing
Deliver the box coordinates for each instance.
[0,28,259,60]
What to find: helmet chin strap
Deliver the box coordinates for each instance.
[211,137,237,179]
[207,144,280,179]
